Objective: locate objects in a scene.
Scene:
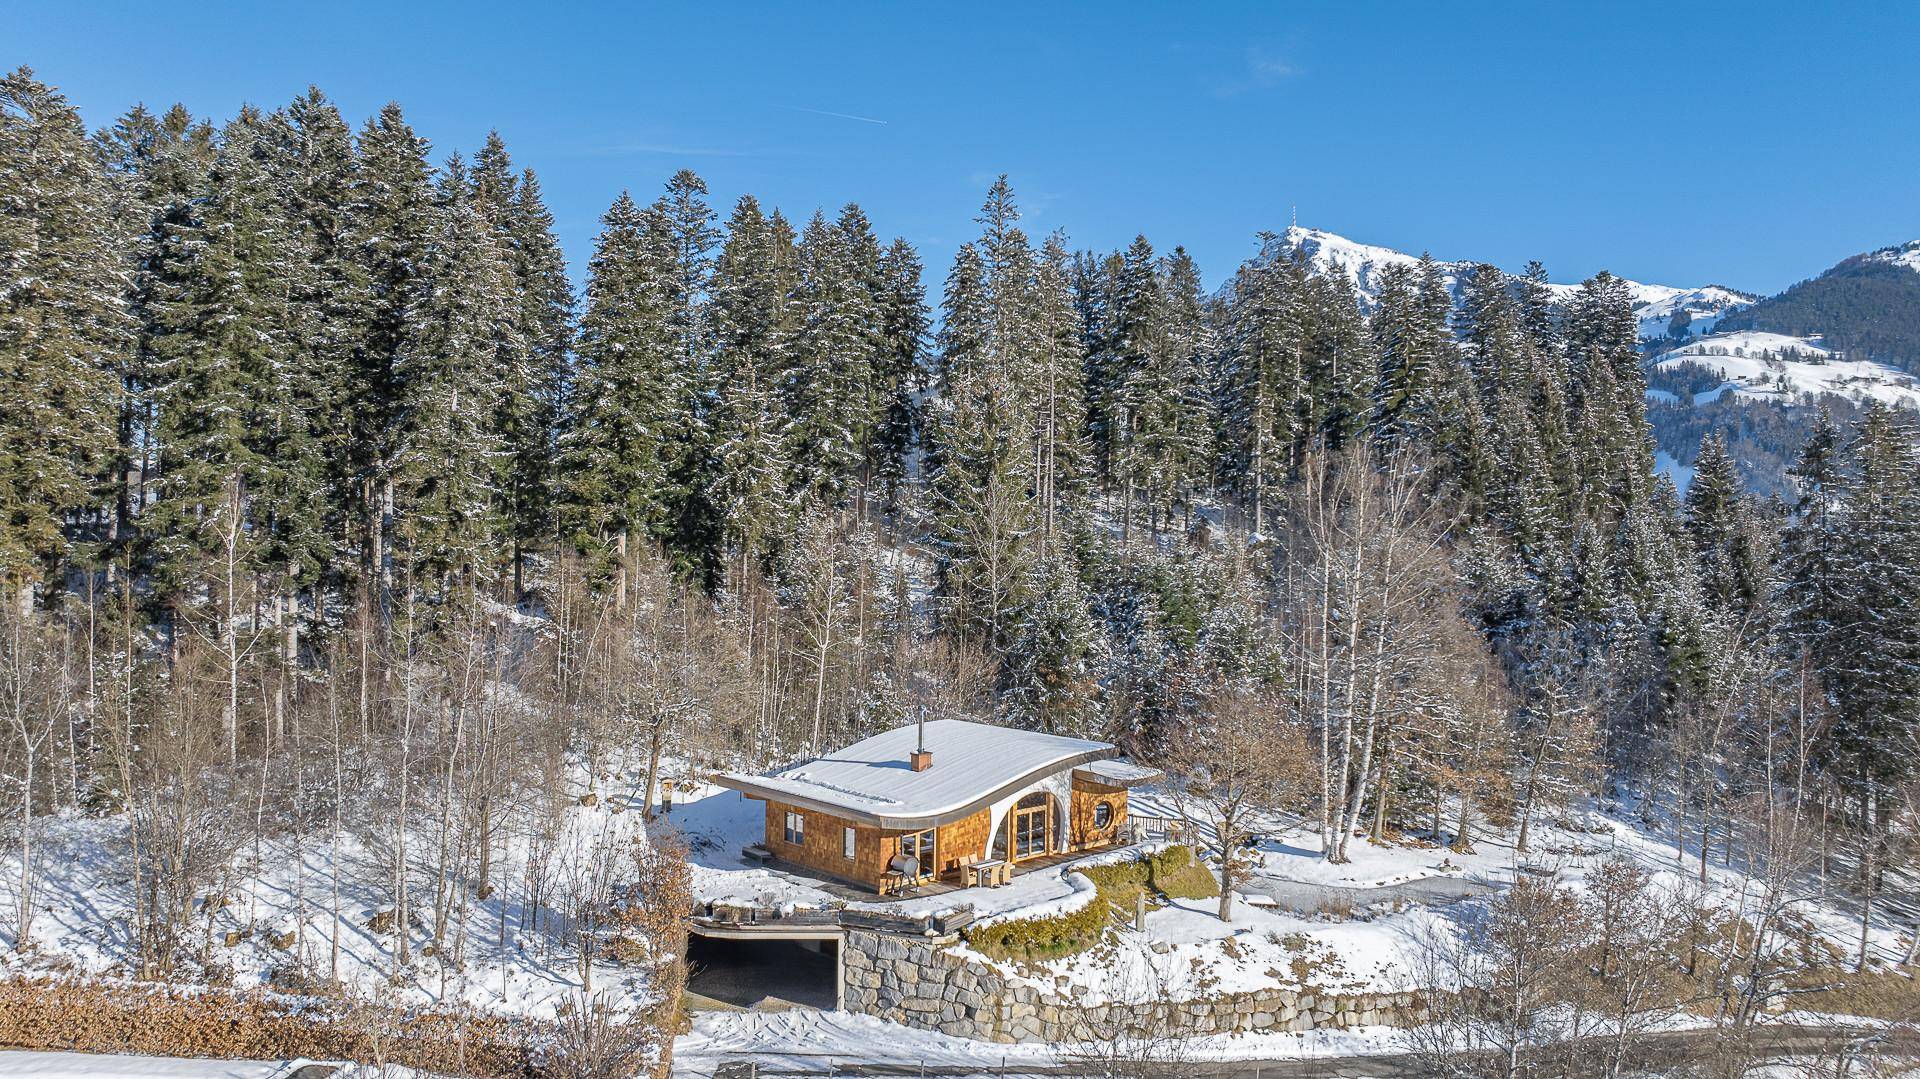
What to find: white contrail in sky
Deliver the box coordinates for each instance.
[778,104,888,125]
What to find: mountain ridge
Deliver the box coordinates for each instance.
[1274,225,1755,342]
[1718,238,1920,369]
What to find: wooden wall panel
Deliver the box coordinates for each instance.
[760,800,893,888]
[1068,777,1128,851]
[935,807,992,875]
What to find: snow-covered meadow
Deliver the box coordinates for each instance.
[1650,330,1920,410]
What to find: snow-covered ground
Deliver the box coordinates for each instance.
[669,774,1911,1019]
[0,780,661,1021]
[672,1008,1404,1075]
[7,757,1909,1071]
[1655,449,1696,492]
[1649,330,1920,409]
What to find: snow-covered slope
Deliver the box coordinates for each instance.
[1277,226,1752,341]
[1864,238,1920,274]
[1622,282,1755,340]
[1650,329,1920,409]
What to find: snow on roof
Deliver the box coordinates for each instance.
[1074,759,1162,786]
[712,720,1116,829]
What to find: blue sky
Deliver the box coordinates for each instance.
[8,1,1919,296]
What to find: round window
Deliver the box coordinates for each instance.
[1093,803,1112,829]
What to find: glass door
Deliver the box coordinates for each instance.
[1011,793,1051,860]
[899,829,935,880]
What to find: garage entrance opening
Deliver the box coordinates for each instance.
[685,931,841,1010]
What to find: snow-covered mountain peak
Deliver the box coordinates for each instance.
[1277,225,1429,293]
[1273,225,1751,341]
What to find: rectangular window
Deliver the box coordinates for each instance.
[843,826,856,860]
[784,810,805,846]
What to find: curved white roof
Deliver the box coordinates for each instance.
[712,720,1117,829]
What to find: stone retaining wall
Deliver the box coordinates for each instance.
[840,929,1424,1044]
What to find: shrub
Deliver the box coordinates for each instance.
[962,889,1109,962]
[1146,844,1219,900]
[964,846,1218,962]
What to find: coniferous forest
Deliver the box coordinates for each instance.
[3,67,1919,1074]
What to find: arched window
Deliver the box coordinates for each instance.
[1093,802,1112,830]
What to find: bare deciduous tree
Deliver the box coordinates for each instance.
[1157,688,1311,922]
[0,606,70,950]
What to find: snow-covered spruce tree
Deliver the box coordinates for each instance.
[1029,234,1093,556]
[1685,431,1773,623]
[1215,238,1304,536]
[145,107,307,755]
[707,194,797,585]
[1565,271,1655,519]
[1000,553,1102,735]
[265,88,368,613]
[782,209,878,508]
[1299,267,1373,456]
[1453,262,1525,398]
[1774,408,1846,673]
[557,193,678,603]
[142,111,284,578]
[1516,259,1562,357]
[1145,245,1214,529]
[390,154,519,601]
[345,102,440,611]
[653,170,722,582]
[869,237,929,522]
[1819,403,1920,847]
[1074,247,1124,489]
[925,241,1035,652]
[92,101,215,581]
[1106,233,1163,542]
[1370,257,1461,453]
[470,132,574,597]
[836,202,892,514]
[1453,264,1560,573]
[1602,479,1719,769]
[0,68,130,611]
[506,168,575,593]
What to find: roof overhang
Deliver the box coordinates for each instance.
[1072,759,1163,788]
[713,746,1119,831]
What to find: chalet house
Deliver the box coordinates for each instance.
[713,720,1160,894]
